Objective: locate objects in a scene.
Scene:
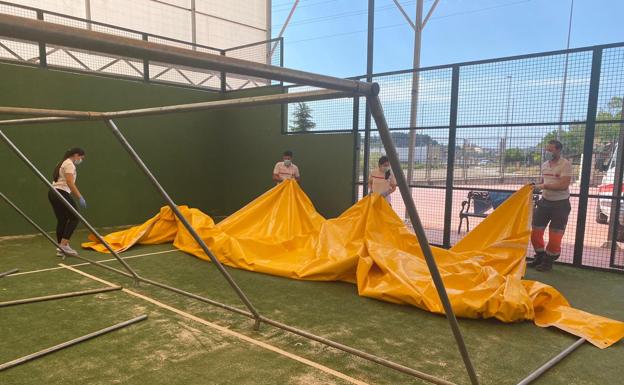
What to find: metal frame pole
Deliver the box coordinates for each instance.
[573,48,603,266]
[269,0,299,59]
[406,0,424,198]
[0,286,121,307]
[190,0,197,50]
[367,94,480,385]
[516,338,585,385]
[0,268,19,278]
[443,66,460,248]
[352,96,361,203]
[85,0,92,31]
[103,119,262,328]
[0,315,148,372]
[607,99,624,267]
[35,10,46,68]
[0,14,373,94]
[142,33,149,82]
[0,89,352,122]
[0,132,141,281]
[362,0,374,196]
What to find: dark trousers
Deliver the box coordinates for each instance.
[48,189,79,243]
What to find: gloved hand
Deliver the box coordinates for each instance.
[78,196,87,209]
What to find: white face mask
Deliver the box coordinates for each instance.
[284,159,292,166]
[73,158,83,165]
[544,151,555,161]
[382,165,391,172]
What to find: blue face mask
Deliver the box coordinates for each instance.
[544,151,555,161]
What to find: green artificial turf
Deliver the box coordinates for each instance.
[1,232,622,385]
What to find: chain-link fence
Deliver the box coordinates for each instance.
[0,1,281,91]
[285,43,624,273]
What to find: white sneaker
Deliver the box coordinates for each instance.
[59,244,79,257]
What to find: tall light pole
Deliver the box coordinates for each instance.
[500,75,513,181]
[558,0,574,138]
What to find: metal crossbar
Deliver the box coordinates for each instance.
[0,13,476,385]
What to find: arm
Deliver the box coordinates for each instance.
[295,167,300,182]
[65,173,82,199]
[272,173,282,182]
[538,176,571,191]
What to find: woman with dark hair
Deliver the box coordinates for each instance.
[49,147,86,257]
[368,155,397,203]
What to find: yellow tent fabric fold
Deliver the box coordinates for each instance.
[82,180,624,348]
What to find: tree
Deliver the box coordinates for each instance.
[289,102,316,132]
[388,131,438,147]
[505,148,524,162]
[539,96,624,160]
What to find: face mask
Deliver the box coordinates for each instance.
[382,166,391,172]
[284,159,292,166]
[73,158,83,165]
[544,151,555,161]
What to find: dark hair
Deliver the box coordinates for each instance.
[283,150,293,157]
[52,147,85,182]
[547,140,563,151]
[378,156,391,179]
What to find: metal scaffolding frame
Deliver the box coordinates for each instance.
[0,13,479,385]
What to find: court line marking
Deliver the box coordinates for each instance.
[59,263,370,385]
[8,249,178,277]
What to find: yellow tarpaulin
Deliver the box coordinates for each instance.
[83,180,624,348]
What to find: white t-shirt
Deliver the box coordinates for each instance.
[369,168,396,202]
[541,158,573,201]
[273,161,300,181]
[52,158,76,193]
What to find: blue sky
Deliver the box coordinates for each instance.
[272,0,624,78]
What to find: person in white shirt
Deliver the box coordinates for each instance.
[529,140,573,272]
[368,156,397,203]
[272,150,300,183]
[48,147,86,257]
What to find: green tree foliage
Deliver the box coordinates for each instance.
[388,131,439,147]
[540,96,623,159]
[289,102,316,132]
[504,148,525,162]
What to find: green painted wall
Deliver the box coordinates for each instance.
[0,64,355,236]
[219,88,355,218]
[0,63,223,236]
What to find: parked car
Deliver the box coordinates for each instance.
[596,144,624,240]
[478,159,491,166]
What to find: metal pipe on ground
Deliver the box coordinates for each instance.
[0,268,19,278]
[367,94,480,385]
[0,315,148,372]
[0,286,121,307]
[260,316,457,385]
[0,89,354,122]
[3,191,459,385]
[103,119,262,327]
[0,14,375,95]
[516,338,586,385]
[0,134,141,281]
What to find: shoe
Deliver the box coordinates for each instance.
[527,251,545,268]
[58,244,79,257]
[56,248,63,257]
[536,254,557,272]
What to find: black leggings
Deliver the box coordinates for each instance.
[48,189,79,243]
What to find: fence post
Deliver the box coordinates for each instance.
[352,96,361,204]
[36,10,46,68]
[220,50,227,92]
[142,33,149,82]
[443,65,460,248]
[573,47,603,266]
